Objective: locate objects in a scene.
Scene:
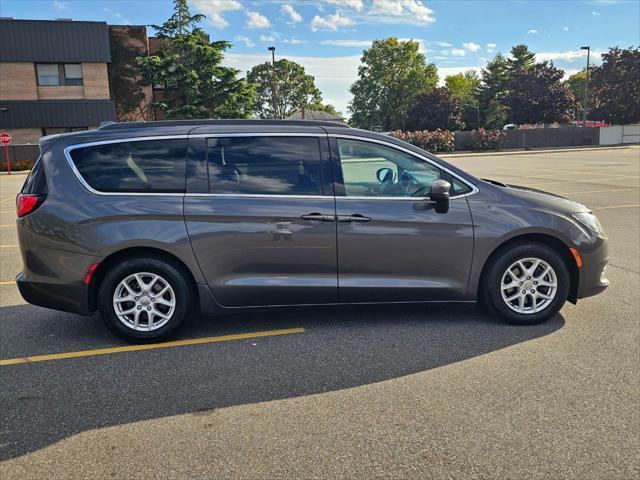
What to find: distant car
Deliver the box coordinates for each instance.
[503,124,517,130]
[16,120,609,342]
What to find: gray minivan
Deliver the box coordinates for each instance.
[16,120,609,342]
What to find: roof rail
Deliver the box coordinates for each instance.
[98,119,350,131]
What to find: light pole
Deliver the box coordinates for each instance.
[581,46,590,124]
[268,46,276,119]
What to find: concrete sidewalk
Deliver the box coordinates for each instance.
[441,144,637,159]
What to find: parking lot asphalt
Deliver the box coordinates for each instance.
[1,146,639,479]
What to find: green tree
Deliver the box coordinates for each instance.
[478,53,510,128]
[507,44,536,72]
[588,47,640,124]
[247,59,323,119]
[137,0,254,119]
[504,62,576,124]
[445,70,480,128]
[349,38,438,130]
[406,87,465,131]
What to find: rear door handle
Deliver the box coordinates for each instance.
[301,213,336,222]
[337,214,372,223]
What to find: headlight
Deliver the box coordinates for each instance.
[572,212,605,238]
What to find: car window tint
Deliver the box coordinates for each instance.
[337,139,442,197]
[207,137,323,195]
[70,139,188,193]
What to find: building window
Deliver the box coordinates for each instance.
[36,63,83,86]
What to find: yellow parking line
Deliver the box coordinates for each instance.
[0,244,18,248]
[558,187,640,195]
[0,280,16,285]
[594,204,640,210]
[0,224,14,227]
[0,327,305,366]
[0,196,15,204]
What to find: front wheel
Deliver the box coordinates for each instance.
[98,257,193,343]
[483,243,570,325]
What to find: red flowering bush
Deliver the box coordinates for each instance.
[390,129,455,152]
[471,129,506,151]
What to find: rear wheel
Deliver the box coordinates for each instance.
[98,257,192,343]
[483,243,570,325]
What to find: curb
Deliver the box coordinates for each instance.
[0,170,31,176]
[441,144,637,158]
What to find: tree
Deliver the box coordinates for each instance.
[478,54,510,128]
[349,38,438,130]
[247,59,323,119]
[445,70,480,128]
[588,47,640,124]
[406,87,465,131]
[507,44,536,72]
[137,0,254,119]
[503,62,576,124]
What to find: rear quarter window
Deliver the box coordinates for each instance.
[69,139,188,193]
[21,157,48,194]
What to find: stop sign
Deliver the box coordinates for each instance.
[0,133,11,145]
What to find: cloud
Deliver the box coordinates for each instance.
[433,41,453,47]
[191,0,242,29]
[259,34,278,42]
[563,26,569,31]
[246,11,271,29]
[281,4,303,24]
[322,0,364,11]
[536,49,605,62]
[234,35,255,48]
[462,42,481,52]
[442,48,466,57]
[283,38,307,44]
[52,0,68,11]
[486,42,497,53]
[103,7,130,24]
[311,10,354,31]
[527,29,539,34]
[592,11,601,15]
[369,0,436,24]
[321,39,372,47]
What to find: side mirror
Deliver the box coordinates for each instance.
[429,179,451,203]
[376,167,394,183]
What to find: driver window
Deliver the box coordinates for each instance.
[337,138,442,197]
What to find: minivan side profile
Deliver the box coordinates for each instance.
[16,120,609,342]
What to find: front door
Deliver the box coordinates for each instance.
[185,134,338,307]
[332,137,474,303]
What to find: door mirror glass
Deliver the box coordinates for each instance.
[429,179,451,202]
[376,167,395,183]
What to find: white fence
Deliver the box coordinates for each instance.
[599,124,640,145]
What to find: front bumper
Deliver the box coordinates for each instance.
[575,236,609,299]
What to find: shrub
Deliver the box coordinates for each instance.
[471,128,506,151]
[0,160,34,172]
[390,129,455,152]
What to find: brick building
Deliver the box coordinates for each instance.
[0,18,118,144]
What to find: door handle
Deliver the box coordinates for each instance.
[301,213,336,222]
[337,214,372,223]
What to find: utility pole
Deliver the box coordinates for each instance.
[268,46,276,119]
[580,46,590,124]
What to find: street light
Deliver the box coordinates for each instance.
[581,46,590,124]
[268,46,277,119]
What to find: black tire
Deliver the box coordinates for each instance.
[98,256,193,343]
[482,242,570,325]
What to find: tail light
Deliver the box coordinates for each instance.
[16,193,46,218]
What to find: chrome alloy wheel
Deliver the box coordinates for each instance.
[500,258,558,315]
[112,272,176,331]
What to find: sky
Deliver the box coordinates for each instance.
[2,0,639,114]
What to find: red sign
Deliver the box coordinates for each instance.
[0,133,11,145]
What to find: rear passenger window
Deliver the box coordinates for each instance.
[70,139,188,193]
[207,137,323,195]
